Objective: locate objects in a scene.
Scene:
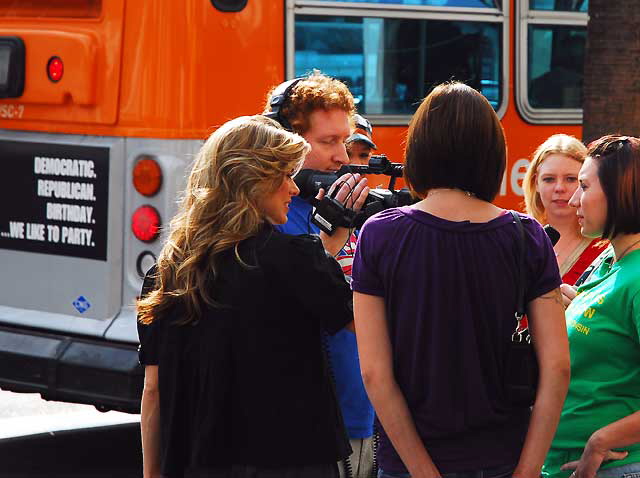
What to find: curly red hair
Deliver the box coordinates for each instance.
[264,71,355,135]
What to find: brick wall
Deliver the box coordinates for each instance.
[583,0,640,144]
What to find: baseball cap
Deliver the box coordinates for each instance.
[347,114,377,149]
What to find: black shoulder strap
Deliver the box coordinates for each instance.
[509,211,526,319]
[574,246,610,287]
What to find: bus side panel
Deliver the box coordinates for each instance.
[115,0,286,138]
[0,0,284,138]
[0,132,124,332]
[499,0,582,211]
[0,0,125,127]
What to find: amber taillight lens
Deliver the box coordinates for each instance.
[133,157,162,197]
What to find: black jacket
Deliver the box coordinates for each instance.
[138,226,353,477]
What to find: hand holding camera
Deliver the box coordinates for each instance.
[295,155,416,235]
[326,172,369,212]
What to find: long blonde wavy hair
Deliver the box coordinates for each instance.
[137,115,309,325]
[523,134,587,223]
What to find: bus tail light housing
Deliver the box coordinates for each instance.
[133,156,162,196]
[47,56,64,82]
[136,250,157,278]
[132,205,161,242]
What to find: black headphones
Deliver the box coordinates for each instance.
[264,77,304,131]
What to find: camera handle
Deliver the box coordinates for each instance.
[309,196,357,235]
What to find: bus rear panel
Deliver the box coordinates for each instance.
[0,0,586,411]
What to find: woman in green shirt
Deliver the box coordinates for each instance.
[543,135,640,478]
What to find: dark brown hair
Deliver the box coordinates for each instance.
[587,135,640,238]
[404,82,506,201]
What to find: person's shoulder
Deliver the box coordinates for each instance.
[261,228,324,260]
[268,229,321,247]
[509,210,539,226]
[507,210,547,236]
[617,251,640,291]
[361,206,407,232]
[502,211,557,258]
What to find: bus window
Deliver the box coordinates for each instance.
[294,15,502,116]
[529,0,588,12]
[0,46,10,86]
[310,0,498,7]
[528,26,585,109]
[516,0,587,123]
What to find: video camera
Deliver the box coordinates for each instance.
[294,154,416,234]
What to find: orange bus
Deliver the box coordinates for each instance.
[0,0,587,411]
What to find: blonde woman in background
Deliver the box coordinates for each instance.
[524,134,608,285]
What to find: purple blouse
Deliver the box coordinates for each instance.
[352,206,561,474]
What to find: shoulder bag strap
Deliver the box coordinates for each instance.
[509,211,526,330]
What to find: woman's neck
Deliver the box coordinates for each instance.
[415,188,502,222]
[545,214,584,269]
[611,233,640,262]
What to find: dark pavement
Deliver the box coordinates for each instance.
[0,422,142,478]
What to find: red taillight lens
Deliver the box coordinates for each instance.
[132,205,161,242]
[47,56,63,82]
[133,157,162,196]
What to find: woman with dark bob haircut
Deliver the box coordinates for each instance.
[351,82,570,478]
[543,135,640,478]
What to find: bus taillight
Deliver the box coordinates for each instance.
[133,156,162,196]
[132,205,161,242]
[47,56,63,82]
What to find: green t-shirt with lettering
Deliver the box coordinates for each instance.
[543,248,640,478]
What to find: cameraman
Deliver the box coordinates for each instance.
[263,72,374,478]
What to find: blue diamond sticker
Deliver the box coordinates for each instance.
[73,296,91,314]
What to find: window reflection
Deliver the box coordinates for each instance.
[528,25,586,108]
[295,15,502,114]
[529,0,588,12]
[0,47,10,86]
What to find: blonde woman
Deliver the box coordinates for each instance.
[524,134,608,285]
[137,115,353,478]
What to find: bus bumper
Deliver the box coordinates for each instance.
[0,325,143,413]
